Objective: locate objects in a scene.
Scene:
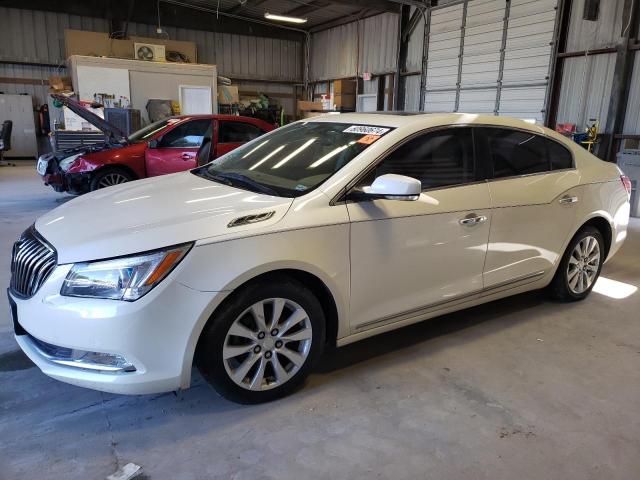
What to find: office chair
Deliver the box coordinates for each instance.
[0,120,15,166]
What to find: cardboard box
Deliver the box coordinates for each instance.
[218,85,239,104]
[48,75,73,92]
[334,93,356,109]
[302,111,325,119]
[298,100,323,111]
[64,30,197,63]
[333,79,356,95]
[63,104,104,131]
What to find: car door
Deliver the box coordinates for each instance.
[214,120,266,158]
[346,127,492,331]
[145,118,212,176]
[477,127,581,288]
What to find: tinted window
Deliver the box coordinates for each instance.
[547,140,573,170]
[374,128,475,189]
[159,119,211,148]
[484,128,549,178]
[219,122,264,143]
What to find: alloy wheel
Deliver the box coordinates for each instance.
[97,172,130,188]
[222,298,313,391]
[566,235,600,294]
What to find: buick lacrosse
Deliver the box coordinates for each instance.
[9,113,630,403]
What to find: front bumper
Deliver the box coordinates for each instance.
[43,172,92,194]
[9,261,226,395]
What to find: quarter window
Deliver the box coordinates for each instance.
[374,128,475,189]
[547,140,574,170]
[219,122,264,143]
[483,128,549,178]
[159,119,211,148]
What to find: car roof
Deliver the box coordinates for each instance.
[305,112,548,134]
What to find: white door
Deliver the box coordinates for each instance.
[346,127,491,331]
[179,85,213,115]
[477,127,581,287]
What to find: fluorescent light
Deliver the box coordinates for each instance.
[264,12,308,24]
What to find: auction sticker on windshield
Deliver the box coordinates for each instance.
[343,125,390,135]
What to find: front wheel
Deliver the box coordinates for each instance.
[90,168,134,191]
[196,278,325,404]
[548,226,604,301]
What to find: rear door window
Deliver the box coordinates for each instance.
[218,122,264,143]
[547,139,574,170]
[482,128,550,178]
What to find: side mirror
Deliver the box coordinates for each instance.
[148,139,159,149]
[361,174,421,201]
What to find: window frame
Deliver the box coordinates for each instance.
[157,118,213,149]
[334,123,576,205]
[474,126,576,182]
[217,120,265,144]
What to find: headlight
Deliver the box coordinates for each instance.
[59,153,83,172]
[61,244,192,301]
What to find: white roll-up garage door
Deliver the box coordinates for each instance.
[422,0,558,124]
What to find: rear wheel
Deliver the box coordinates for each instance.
[196,278,325,404]
[90,168,133,190]
[548,226,604,301]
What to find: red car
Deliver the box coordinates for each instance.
[39,95,274,194]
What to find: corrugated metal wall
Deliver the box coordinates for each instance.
[309,13,398,81]
[556,53,616,131]
[623,51,640,135]
[0,6,302,108]
[566,0,624,51]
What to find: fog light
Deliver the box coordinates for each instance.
[29,335,136,373]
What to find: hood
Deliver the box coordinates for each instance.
[36,172,294,264]
[51,94,126,144]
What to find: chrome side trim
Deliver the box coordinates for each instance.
[355,270,546,331]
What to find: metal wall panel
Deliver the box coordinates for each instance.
[555,53,616,131]
[404,74,422,111]
[0,63,60,107]
[0,7,302,85]
[623,51,640,135]
[566,0,625,52]
[309,13,399,81]
[407,8,426,72]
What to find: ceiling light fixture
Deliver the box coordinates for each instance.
[264,12,308,24]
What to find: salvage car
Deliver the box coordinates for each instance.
[38,94,274,194]
[10,113,631,403]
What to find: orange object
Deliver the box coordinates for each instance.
[143,251,183,286]
[357,134,381,145]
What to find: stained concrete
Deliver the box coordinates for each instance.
[1,162,639,479]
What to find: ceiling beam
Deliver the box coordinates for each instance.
[284,1,331,17]
[227,0,268,15]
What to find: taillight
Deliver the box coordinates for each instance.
[621,175,632,196]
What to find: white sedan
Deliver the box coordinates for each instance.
[9,113,631,403]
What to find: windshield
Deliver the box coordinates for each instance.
[193,121,393,197]
[128,118,181,143]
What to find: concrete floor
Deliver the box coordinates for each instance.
[1,162,639,480]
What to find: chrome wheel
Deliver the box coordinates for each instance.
[222,298,313,391]
[567,235,601,294]
[97,172,130,188]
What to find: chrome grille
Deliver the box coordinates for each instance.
[10,226,57,298]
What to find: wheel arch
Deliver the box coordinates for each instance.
[181,266,343,389]
[579,214,613,260]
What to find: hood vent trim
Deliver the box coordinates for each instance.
[227,211,275,228]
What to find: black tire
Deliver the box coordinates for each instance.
[89,167,134,191]
[196,276,326,404]
[548,225,604,302]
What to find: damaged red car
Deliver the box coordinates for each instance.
[38,95,274,194]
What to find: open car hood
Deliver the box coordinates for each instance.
[51,94,127,143]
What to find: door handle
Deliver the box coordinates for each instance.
[558,195,578,205]
[459,215,487,226]
[181,153,194,160]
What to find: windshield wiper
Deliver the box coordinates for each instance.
[207,171,279,196]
